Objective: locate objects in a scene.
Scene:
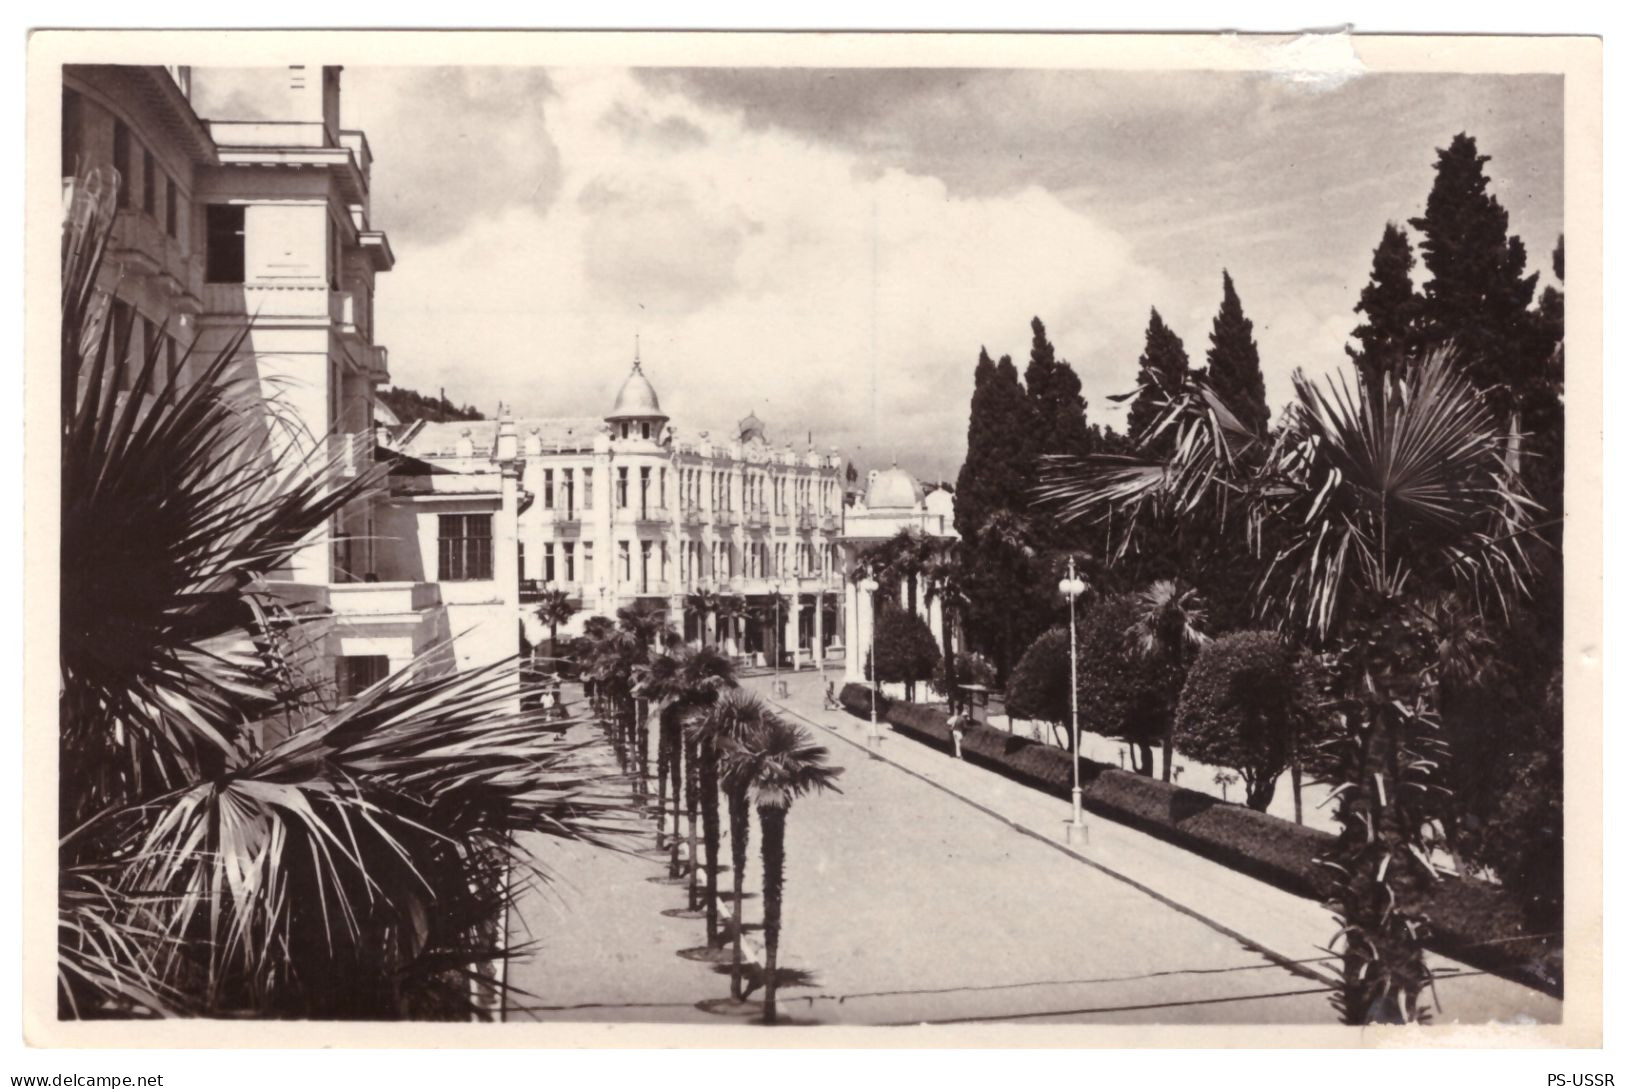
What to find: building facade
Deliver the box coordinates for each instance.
[394,357,849,669]
[62,64,515,698]
[837,465,959,685]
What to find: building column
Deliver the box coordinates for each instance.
[813,589,825,667]
[843,578,862,683]
[788,593,803,670]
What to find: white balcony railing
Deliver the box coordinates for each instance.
[327,580,441,616]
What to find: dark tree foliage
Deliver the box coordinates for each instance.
[867,605,942,702]
[1408,133,1549,421]
[1005,626,1075,748]
[1126,308,1191,446]
[1075,595,1182,775]
[955,349,1036,548]
[1348,222,1424,389]
[1174,631,1303,811]
[378,385,486,425]
[1024,316,1093,462]
[1204,271,1269,436]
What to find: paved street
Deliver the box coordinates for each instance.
[505,674,1559,1026]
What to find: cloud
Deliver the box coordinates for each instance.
[330,65,1562,483]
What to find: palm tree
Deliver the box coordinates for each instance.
[693,689,771,998]
[713,594,747,657]
[976,508,1038,683]
[687,588,720,645]
[637,645,736,882]
[1035,349,1541,1024]
[618,599,679,652]
[57,173,629,1018]
[721,716,843,1024]
[534,588,580,662]
[1126,579,1210,782]
[922,546,971,712]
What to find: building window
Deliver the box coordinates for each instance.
[616,467,628,509]
[112,121,130,208]
[543,542,556,583]
[164,173,178,238]
[659,468,667,508]
[205,204,246,284]
[141,148,156,217]
[518,540,526,583]
[438,513,492,581]
[640,421,650,440]
[582,541,594,584]
[582,468,593,510]
[164,334,179,395]
[618,540,631,582]
[563,468,574,517]
[337,655,390,699]
[640,541,652,591]
[639,467,651,515]
[564,542,576,582]
[543,469,554,509]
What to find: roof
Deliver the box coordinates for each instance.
[606,360,665,421]
[866,464,925,510]
[396,417,602,459]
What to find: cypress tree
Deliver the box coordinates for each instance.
[1204,271,1269,435]
[1126,308,1191,445]
[955,349,1035,548]
[1408,132,1542,420]
[1024,316,1093,460]
[1348,223,1423,390]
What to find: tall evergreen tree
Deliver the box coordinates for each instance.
[1023,316,1093,460]
[1126,308,1191,444]
[954,349,1035,548]
[1348,223,1423,390]
[1408,133,1543,420]
[1204,271,1269,435]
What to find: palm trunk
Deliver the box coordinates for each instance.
[700,744,722,944]
[758,802,787,1025]
[1136,741,1153,777]
[941,612,958,713]
[1161,719,1175,783]
[685,733,700,908]
[727,785,750,998]
[1290,729,1304,825]
[654,709,669,844]
[667,721,684,878]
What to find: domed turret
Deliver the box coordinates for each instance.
[865,462,924,510]
[605,349,669,440]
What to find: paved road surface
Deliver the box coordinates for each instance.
[505,674,1558,1026]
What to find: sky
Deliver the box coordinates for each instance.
[193,66,1563,483]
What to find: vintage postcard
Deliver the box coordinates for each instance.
[22,29,1602,1048]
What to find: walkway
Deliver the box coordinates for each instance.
[504,675,1559,1025]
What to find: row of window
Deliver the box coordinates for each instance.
[107,298,184,393]
[678,464,838,515]
[678,540,835,583]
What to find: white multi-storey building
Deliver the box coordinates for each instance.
[63,63,518,697]
[394,355,850,669]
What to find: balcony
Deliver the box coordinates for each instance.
[329,431,373,478]
[520,580,583,605]
[796,510,817,532]
[107,213,199,305]
[744,509,769,531]
[549,514,582,538]
[712,510,737,530]
[327,580,442,617]
[682,507,704,528]
[633,507,671,528]
[820,513,840,533]
[331,289,372,342]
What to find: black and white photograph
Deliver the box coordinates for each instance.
[23,28,1602,1051]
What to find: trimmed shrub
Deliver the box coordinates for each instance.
[1174,631,1303,811]
[836,692,1561,996]
[870,606,941,701]
[1005,626,1072,731]
[1076,595,1183,774]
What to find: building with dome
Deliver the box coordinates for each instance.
[838,463,959,685]
[391,353,849,668]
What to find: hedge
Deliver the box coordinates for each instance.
[836,684,1561,996]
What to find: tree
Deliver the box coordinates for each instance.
[693,688,771,1000]
[955,350,1035,549]
[637,644,735,888]
[1126,580,1210,783]
[922,546,972,711]
[860,528,937,616]
[1409,133,1545,421]
[57,175,624,1019]
[720,716,842,1024]
[868,605,941,703]
[1024,316,1093,461]
[1074,596,1182,776]
[618,599,678,652]
[534,588,579,658]
[1005,627,1074,750]
[967,507,1040,683]
[1347,222,1423,389]
[1039,349,1540,1023]
[1175,632,1307,812]
[1125,308,1191,445]
[1204,271,1269,435]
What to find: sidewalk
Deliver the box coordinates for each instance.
[752,670,1558,1026]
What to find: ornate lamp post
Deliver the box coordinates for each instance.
[858,575,881,742]
[1059,557,1089,846]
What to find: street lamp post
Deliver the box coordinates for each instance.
[858,575,880,742]
[1059,557,1089,846]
